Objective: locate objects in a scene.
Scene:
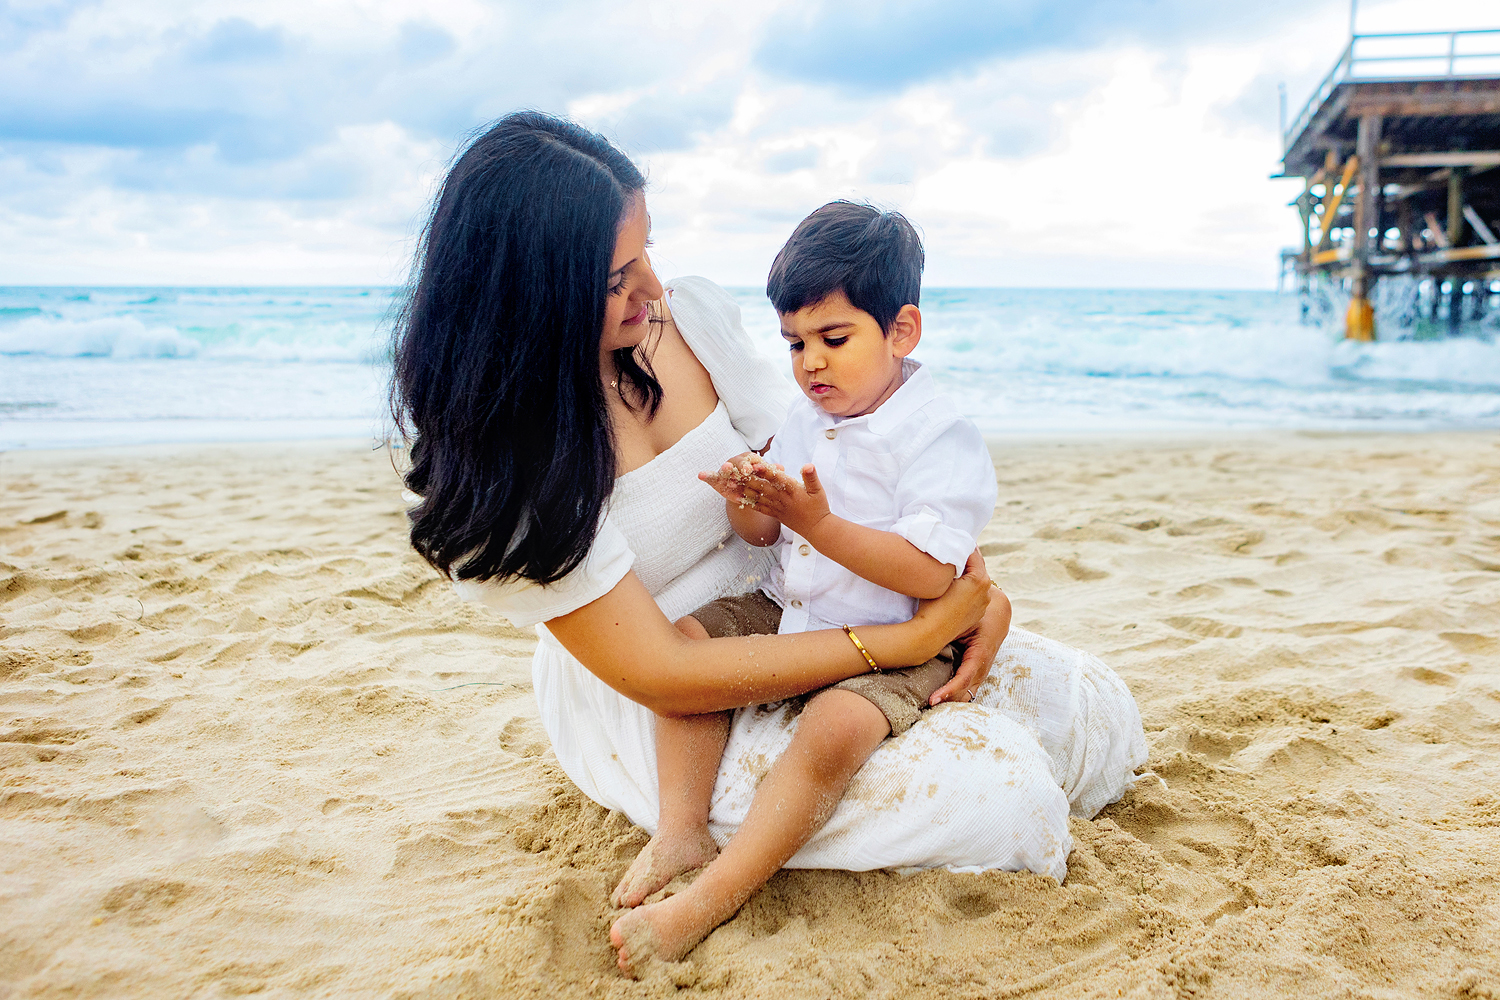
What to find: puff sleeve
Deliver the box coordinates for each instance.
[450,515,635,628]
[666,276,796,451]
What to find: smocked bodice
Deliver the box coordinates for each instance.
[609,401,776,620]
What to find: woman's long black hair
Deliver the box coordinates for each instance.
[391,111,660,584]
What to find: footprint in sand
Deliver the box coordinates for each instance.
[99,878,194,926]
[947,888,1002,919]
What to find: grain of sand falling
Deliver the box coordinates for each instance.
[1,433,1498,998]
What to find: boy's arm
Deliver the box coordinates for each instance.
[746,464,955,599]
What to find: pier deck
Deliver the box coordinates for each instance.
[1279,29,1500,338]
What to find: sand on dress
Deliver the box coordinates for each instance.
[1,432,1498,998]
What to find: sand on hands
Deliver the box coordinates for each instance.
[1,433,1498,998]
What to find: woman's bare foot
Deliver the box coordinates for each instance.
[609,889,724,976]
[610,827,719,908]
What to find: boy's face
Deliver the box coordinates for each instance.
[779,290,921,418]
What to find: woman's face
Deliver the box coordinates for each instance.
[600,194,663,354]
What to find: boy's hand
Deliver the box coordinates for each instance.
[698,452,782,506]
[701,453,786,548]
[734,463,832,538]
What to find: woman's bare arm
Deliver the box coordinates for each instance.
[545,552,993,717]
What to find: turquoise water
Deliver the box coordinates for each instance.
[3,284,1499,449]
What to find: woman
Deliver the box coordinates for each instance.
[391,112,1147,971]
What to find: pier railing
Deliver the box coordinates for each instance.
[1283,29,1500,152]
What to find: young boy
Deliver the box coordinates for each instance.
[609,201,1004,973]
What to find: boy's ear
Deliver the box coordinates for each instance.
[889,304,921,358]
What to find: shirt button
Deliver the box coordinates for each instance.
[824,428,836,439]
[790,599,803,608]
[798,544,811,556]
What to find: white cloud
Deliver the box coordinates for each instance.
[0,0,1493,287]
[0,122,446,284]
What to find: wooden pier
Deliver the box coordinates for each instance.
[1279,29,1500,339]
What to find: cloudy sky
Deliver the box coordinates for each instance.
[2,0,1496,288]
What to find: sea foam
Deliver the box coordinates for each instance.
[0,316,202,359]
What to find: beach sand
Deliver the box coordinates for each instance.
[2,432,1498,998]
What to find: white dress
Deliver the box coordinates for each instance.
[457,277,1148,883]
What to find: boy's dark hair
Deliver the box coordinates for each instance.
[766,201,924,332]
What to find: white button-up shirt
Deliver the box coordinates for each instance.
[763,360,997,634]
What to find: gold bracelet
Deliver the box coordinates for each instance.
[842,624,880,672]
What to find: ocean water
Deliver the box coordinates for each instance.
[3,284,1499,450]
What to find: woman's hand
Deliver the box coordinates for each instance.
[910,550,991,664]
[931,576,1011,705]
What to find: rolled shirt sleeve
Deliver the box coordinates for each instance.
[667,276,796,452]
[889,419,997,576]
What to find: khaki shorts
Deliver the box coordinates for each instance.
[688,591,959,737]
